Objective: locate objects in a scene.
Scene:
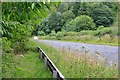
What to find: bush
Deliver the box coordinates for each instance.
[56,32,65,37]
[2,37,12,53]
[97,27,112,36]
[65,15,96,32]
[79,27,112,37]
[97,26,104,30]
[38,31,46,36]
[49,31,56,36]
[2,21,30,54]
[80,30,97,36]
[65,32,79,36]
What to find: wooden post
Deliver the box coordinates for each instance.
[44,57,47,68]
[53,70,57,78]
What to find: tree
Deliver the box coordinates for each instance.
[72,2,80,16]
[57,3,69,13]
[40,11,64,34]
[62,10,75,22]
[91,4,115,27]
[65,15,96,32]
[2,2,57,54]
[40,19,52,35]
[103,2,118,13]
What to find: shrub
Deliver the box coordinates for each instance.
[56,32,65,37]
[97,26,104,30]
[65,32,79,36]
[38,31,46,36]
[65,15,96,32]
[2,21,30,54]
[97,27,112,37]
[2,37,11,53]
[49,31,56,36]
[80,30,97,36]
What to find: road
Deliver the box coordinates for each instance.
[37,40,119,65]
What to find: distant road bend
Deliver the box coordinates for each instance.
[36,40,118,66]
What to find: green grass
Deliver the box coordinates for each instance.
[31,39,118,78]
[12,51,51,78]
[2,39,52,78]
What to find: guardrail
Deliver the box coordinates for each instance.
[36,47,65,80]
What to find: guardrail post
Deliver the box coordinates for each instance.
[36,47,65,79]
[36,47,40,52]
[53,70,57,78]
[44,57,47,68]
[39,50,43,59]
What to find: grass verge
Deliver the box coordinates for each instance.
[32,39,118,78]
[2,39,51,78]
[38,34,119,46]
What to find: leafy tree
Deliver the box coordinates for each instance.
[91,4,115,27]
[77,2,93,16]
[40,11,64,34]
[2,2,57,54]
[40,19,52,35]
[64,19,76,32]
[65,15,96,32]
[49,12,64,33]
[62,10,75,22]
[57,3,69,13]
[71,2,117,27]
[72,2,80,16]
[103,2,118,13]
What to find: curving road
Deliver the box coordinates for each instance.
[37,40,119,65]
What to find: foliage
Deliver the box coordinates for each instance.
[63,19,76,32]
[97,27,112,36]
[103,2,118,13]
[38,31,46,36]
[2,2,58,54]
[57,3,69,13]
[40,19,52,35]
[2,2,54,24]
[2,21,31,54]
[41,11,64,34]
[91,4,115,27]
[76,2,93,16]
[65,15,96,32]
[37,2,118,35]
[2,37,11,53]
[72,2,80,16]
[62,10,75,23]
[72,2,117,27]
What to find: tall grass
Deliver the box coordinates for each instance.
[32,39,118,78]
